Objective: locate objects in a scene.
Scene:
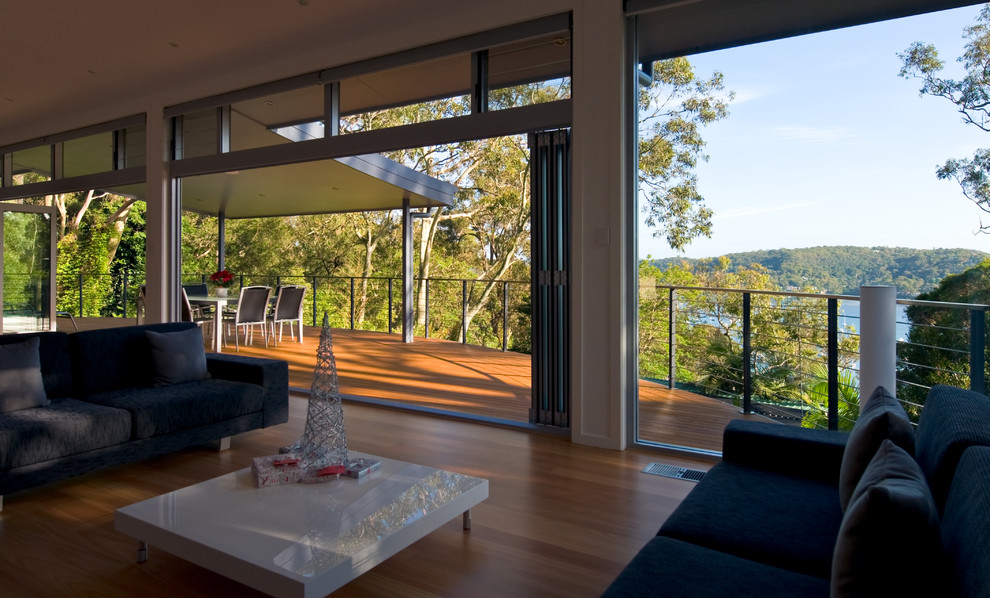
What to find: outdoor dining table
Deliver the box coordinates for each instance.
[186,294,237,352]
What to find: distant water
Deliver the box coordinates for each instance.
[838,301,912,341]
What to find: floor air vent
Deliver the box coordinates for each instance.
[642,463,706,482]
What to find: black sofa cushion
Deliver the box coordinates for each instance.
[146,327,210,386]
[69,322,196,395]
[940,446,990,598]
[832,439,940,597]
[915,384,990,513]
[658,460,843,578]
[0,336,49,413]
[0,331,73,399]
[83,379,264,439]
[0,398,131,469]
[600,536,829,598]
[838,385,915,511]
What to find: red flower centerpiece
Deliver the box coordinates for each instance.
[210,270,234,296]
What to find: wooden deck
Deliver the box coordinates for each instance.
[61,318,770,453]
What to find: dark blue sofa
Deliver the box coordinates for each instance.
[0,322,289,508]
[602,384,990,598]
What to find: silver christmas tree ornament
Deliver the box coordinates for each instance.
[288,312,348,471]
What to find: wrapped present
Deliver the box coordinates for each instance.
[299,464,346,484]
[252,455,304,488]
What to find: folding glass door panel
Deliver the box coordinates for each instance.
[1,205,56,333]
[530,129,571,428]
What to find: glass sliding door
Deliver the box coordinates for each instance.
[1,204,56,333]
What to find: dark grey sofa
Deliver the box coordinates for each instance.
[0,322,289,508]
[602,384,990,598]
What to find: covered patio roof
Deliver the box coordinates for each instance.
[175,153,455,219]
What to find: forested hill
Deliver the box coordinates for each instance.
[650,246,990,297]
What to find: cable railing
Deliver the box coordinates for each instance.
[53,272,531,353]
[638,284,989,432]
[47,273,988,432]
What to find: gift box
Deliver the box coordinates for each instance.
[252,455,304,488]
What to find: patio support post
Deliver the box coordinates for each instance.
[388,278,394,335]
[860,285,896,403]
[402,198,414,343]
[217,210,225,272]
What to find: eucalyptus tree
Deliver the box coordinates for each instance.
[899,4,990,232]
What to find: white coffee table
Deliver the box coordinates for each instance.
[115,454,488,598]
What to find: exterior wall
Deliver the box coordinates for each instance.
[1,0,631,450]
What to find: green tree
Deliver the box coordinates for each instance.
[897,258,990,414]
[639,57,733,251]
[899,4,990,232]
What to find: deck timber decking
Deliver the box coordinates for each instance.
[59,318,770,453]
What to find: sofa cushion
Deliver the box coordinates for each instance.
[831,439,940,598]
[839,385,915,511]
[601,536,830,598]
[915,384,990,513]
[82,379,264,439]
[146,327,209,386]
[0,331,73,399]
[658,460,843,578]
[0,398,131,469]
[0,336,49,413]
[940,445,990,598]
[69,322,197,395]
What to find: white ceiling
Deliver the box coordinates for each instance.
[0,0,508,144]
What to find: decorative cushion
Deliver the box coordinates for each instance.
[0,336,50,413]
[838,385,915,510]
[831,439,940,598]
[146,327,209,386]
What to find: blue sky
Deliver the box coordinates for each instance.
[639,4,990,260]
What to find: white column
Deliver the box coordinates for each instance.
[859,285,897,402]
[144,108,179,323]
[570,1,629,449]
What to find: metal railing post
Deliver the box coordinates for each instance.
[462,279,468,344]
[312,277,318,326]
[425,279,430,339]
[78,273,84,316]
[742,292,752,414]
[350,277,355,330]
[971,309,986,394]
[122,271,129,318]
[502,281,509,351]
[388,278,394,335]
[828,298,839,430]
[668,287,676,390]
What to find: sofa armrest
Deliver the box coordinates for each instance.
[206,354,289,427]
[722,419,848,484]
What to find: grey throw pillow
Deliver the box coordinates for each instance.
[0,336,49,413]
[146,327,209,386]
[831,439,939,598]
[838,385,915,510]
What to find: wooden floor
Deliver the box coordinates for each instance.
[0,398,712,598]
[59,318,768,453]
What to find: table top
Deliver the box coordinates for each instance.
[115,453,488,598]
[185,294,236,304]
